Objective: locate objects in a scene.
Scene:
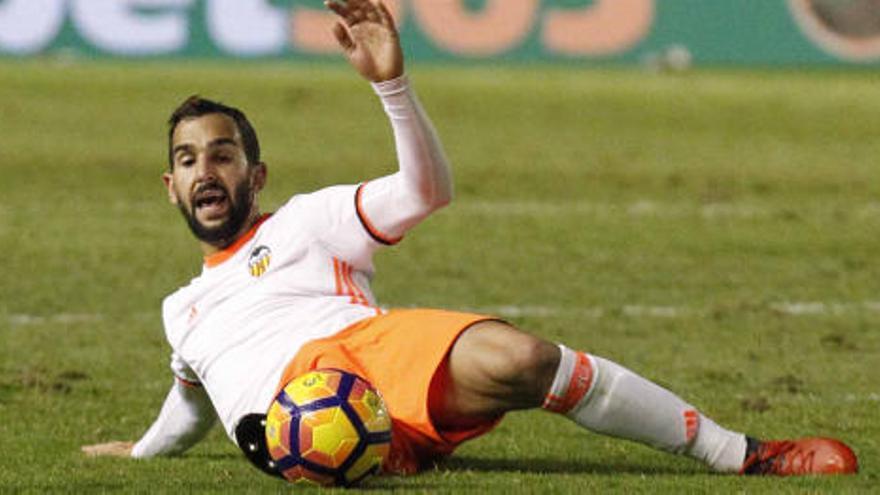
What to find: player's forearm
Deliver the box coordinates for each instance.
[357,75,452,240]
[131,380,216,458]
[373,75,453,210]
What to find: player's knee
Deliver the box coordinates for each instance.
[460,322,560,396]
[503,336,559,387]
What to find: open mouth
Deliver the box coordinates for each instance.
[192,185,230,218]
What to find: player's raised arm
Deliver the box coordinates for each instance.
[325,0,453,245]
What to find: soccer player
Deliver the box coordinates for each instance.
[82,0,857,478]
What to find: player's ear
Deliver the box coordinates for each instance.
[251,162,267,193]
[162,171,179,205]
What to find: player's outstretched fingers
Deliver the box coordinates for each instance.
[363,1,382,23]
[325,1,357,26]
[375,1,397,30]
[332,22,356,52]
[343,0,371,24]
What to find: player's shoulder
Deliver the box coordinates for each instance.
[162,282,190,305]
[160,268,209,316]
[161,279,195,319]
[281,184,359,210]
[270,184,360,228]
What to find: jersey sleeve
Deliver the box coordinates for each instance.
[276,184,381,270]
[130,352,215,458]
[170,352,202,388]
[274,75,452,268]
[130,379,216,458]
[356,75,453,242]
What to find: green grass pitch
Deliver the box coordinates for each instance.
[0,60,878,493]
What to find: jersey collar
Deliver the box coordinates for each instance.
[203,213,272,268]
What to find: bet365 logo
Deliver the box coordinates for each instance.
[248,246,271,278]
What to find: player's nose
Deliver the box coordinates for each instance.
[193,155,217,181]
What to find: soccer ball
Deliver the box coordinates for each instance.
[265,369,392,486]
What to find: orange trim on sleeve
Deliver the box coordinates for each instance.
[176,376,203,388]
[355,182,403,246]
[203,214,272,268]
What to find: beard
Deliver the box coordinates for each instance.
[177,180,254,246]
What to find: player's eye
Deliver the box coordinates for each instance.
[178,156,195,167]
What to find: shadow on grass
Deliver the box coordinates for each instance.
[193,452,241,461]
[440,455,706,476]
[68,453,701,491]
[66,480,456,492]
[187,449,704,483]
[187,452,468,490]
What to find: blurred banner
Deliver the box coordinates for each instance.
[1,0,880,65]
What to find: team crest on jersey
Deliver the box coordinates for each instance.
[247,245,271,277]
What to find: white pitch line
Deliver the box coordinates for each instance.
[473,305,605,319]
[6,313,104,326]
[769,302,837,316]
[10,199,880,219]
[455,199,715,218]
[622,305,688,318]
[465,300,880,319]
[468,304,694,319]
[769,301,880,316]
[5,311,156,327]
[844,393,880,403]
[6,301,880,328]
[454,199,880,220]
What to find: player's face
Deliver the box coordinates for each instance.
[163,113,266,246]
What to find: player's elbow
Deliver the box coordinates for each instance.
[405,182,452,214]
[432,185,453,210]
[419,190,451,218]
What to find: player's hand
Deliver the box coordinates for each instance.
[325,0,403,82]
[81,441,135,458]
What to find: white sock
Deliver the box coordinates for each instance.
[542,345,747,472]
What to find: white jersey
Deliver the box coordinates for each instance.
[162,184,386,438]
[132,75,454,457]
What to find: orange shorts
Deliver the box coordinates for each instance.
[277,308,501,474]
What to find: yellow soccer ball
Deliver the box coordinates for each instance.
[265,369,392,486]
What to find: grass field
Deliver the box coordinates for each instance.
[0,59,878,493]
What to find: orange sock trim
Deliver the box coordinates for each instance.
[684,409,700,444]
[542,352,595,414]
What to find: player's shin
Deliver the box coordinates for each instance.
[541,345,747,472]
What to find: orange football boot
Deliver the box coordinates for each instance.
[740,437,858,476]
